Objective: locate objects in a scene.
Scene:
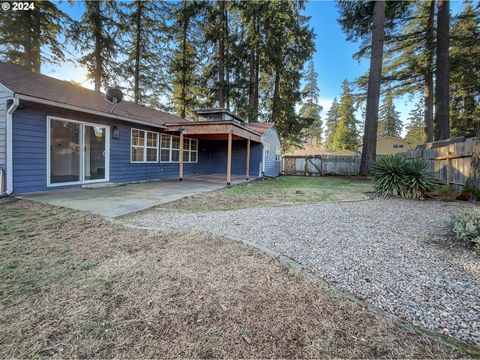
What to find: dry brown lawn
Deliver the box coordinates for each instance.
[157,176,373,212]
[0,200,462,358]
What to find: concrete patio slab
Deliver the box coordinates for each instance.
[21,174,251,217]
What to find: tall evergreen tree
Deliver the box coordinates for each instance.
[450,0,480,137]
[337,0,409,173]
[405,99,426,143]
[300,61,322,147]
[324,98,340,149]
[261,0,315,146]
[73,0,119,92]
[378,92,402,136]
[434,0,450,140]
[0,1,70,72]
[117,1,172,107]
[380,1,435,142]
[170,0,204,118]
[332,80,358,151]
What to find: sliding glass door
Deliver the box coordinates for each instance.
[84,125,106,181]
[48,117,109,186]
[50,119,81,184]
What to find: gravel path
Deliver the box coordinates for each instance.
[127,198,480,346]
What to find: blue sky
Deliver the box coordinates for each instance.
[45,0,470,135]
[302,0,468,130]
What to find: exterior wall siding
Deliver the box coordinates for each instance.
[0,84,13,175]
[11,102,263,194]
[262,125,281,177]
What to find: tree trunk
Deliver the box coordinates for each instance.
[271,70,281,123]
[467,123,480,190]
[359,0,385,175]
[253,55,259,122]
[434,0,450,140]
[133,1,142,104]
[23,12,33,70]
[225,7,230,110]
[248,48,255,122]
[32,9,41,72]
[180,0,189,119]
[424,0,435,142]
[218,0,225,109]
[93,1,102,93]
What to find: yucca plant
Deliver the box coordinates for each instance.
[371,155,434,200]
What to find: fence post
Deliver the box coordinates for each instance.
[304,155,308,176]
[447,150,452,187]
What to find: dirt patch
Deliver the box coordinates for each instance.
[0,200,462,358]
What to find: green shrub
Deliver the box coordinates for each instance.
[371,155,435,200]
[451,210,480,247]
[458,182,480,201]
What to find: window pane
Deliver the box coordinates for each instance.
[190,151,197,162]
[172,136,180,149]
[147,132,157,147]
[171,149,180,162]
[147,148,157,162]
[132,147,144,162]
[183,138,190,150]
[160,149,170,162]
[161,134,170,148]
[132,130,144,147]
[192,139,198,151]
[50,119,80,183]
[183,150,189,162]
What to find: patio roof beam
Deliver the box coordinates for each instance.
[165,123,261,143]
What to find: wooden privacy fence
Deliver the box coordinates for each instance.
[403,137,476,191]
[282,155,360,176]
[282,138,476,191]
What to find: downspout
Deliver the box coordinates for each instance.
[6,97,19,195]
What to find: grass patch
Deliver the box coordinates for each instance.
[0,200,464,358]
[157,175,373,212]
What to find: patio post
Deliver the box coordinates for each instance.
[246,138,250,180]
[227,133,232,186]
[179,132,184,181]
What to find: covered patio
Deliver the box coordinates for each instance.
[165,121,262,185]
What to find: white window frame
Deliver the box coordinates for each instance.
[264,143,270,156]
[160,134,198,163]
[275,147,281,161]
[182,138,198,163]
[46,116,110,187]
[130,128,159,163]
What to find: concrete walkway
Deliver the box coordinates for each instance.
[21,175,250,217]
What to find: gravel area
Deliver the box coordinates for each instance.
[126,198,480,346]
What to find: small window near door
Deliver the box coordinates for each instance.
[264,143,270,156]
[275,147,281,161]
[131,129,159,163]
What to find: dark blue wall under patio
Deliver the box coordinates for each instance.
[11,102,263,194]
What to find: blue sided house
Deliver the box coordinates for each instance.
[0,63,281,195]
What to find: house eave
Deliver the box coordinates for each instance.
[14,93,167,129]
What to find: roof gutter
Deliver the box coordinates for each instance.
[14,94,167,129]
[6,97,19,195]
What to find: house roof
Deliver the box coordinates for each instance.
[0,62,187,128]
[244,122,275,135]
